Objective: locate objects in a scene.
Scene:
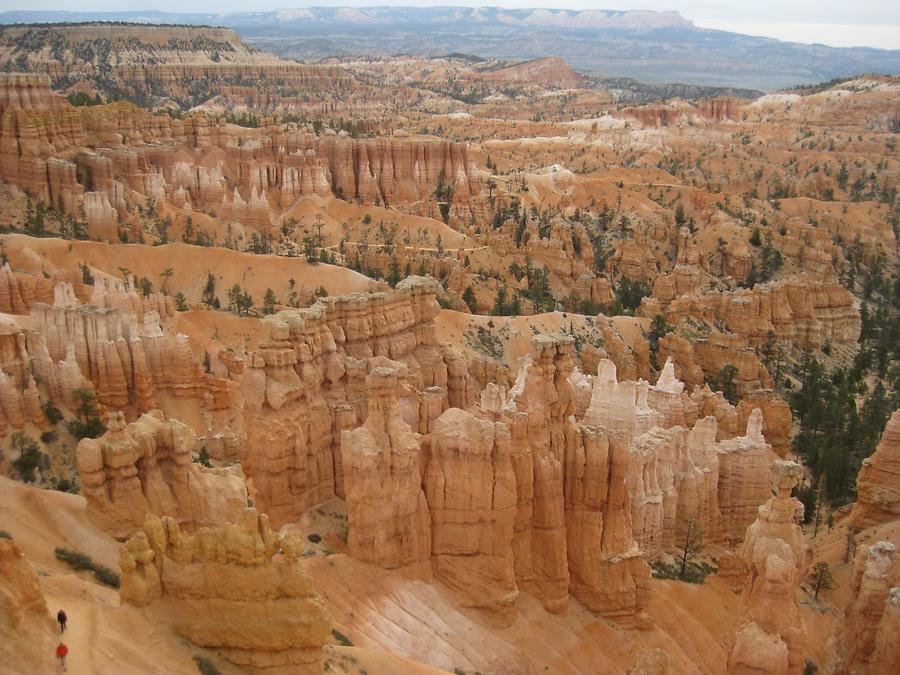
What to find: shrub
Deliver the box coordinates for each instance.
[54,547,93,571]
[192,655,222,675]
[11,433,49,483]
[92,564,121,588]
[194,447,211,468]
[331,629,353,646]
[54,478,78,494]
[650,559,716,584]
[0,530,11,540]
[54,547,120,588]
[41,402,64,425]
[614,277,651,313]
[749,228,762,247]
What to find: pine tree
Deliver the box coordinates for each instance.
[678,518,705,579]
[263,288,277,315]
[809,561,834,600]
[462,286,477,313]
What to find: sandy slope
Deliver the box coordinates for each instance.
[0,235,374,305]
[308,553,745,674]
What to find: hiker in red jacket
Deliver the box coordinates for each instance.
[56,643,68,671]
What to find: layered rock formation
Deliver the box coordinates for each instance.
[342,366,431,569]
[727,460,809,674]
[119,510,330,674]
[333,332,778,629]
[0,72,483,237]
[77,410,247,539]
[240,276,469,526]
[0,538,56,673]
[480,56,586,89]
[644,275,860,350]
[0,25,355,107]
[425,407,518,622]
[852,410,900,529]
[0,282,233,440]
[716,409,775,545]
[836,540,898,675]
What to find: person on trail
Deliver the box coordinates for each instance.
[57,609,67,633]
[56,643,68,671]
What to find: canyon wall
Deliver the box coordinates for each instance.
[239,276,471,526]
[331,328,774,627]
[0,73,483,237]
[643,274,860,350]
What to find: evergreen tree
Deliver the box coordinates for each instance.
[263,288,277,315]
[462,286,477,313]
[809,561,834,600]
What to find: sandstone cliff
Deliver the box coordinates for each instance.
[342,366,431,569]
[644,274,860,350]
[77,410,247,539]
[120,509,330,674]
[0,74,483,237]
[425,406,518,622]
[852,410,900,529]
[240,276,472,526]
[480,57,586,89]
[0,538,57,673]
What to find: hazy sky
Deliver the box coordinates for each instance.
[3,1,899,50]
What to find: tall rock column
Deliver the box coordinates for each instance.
[837,541,898,674]
[727,460,809,674]
[0,538,57,673]
[717,408,773,544]
[424,407,518,624]
[342,367,431,568]
[566,426,652,627]
[506,339,572,614]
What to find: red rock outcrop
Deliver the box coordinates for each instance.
[869,587,900,675]
[0,538,57,673]
[646,275,860,350]
[342,366,431,569]
[836,540,898,675]
[505,337,573,615]
[717,409,775,544]
[728,460,809,674]
[0,75,483,234]
[736,392,792,457]
[76,410,247,539]
[29,300,227,419]
[424,407,518,623]
[852,410,900,529]
[119,509,330,674]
